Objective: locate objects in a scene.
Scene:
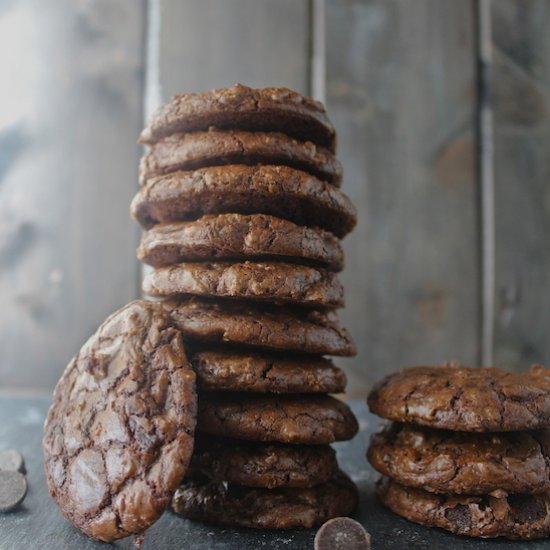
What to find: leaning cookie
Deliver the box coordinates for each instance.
[42,301,197,542]
[369,423,550,495]
[172,471,357,529]
[368,363,550,432]
[190,436,338,489]
[197,393,358,445]
[377,477,550,540]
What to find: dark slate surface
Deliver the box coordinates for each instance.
[0,397,548,549]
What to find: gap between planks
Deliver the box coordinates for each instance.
[477,0,495,366]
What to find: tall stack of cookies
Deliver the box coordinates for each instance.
[131,85,359,529]
[367,364,550,540]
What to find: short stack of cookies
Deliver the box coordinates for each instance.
[367,363,550,540]
[131,84,359,529]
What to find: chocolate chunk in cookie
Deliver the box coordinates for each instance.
[143,261,344,309]
[172,471,357,529]
[130,165,356,238]
[190,436,338,488]
[162,298,356,357]
[377,476,550,540]
[197,393,358,445]
[368,363,550,431]
[140,129,342,185]
[192,350,346,394]
[42,301,197,542]
[139,84,336,151]
[137,214,344,271]
[369,422,550,495]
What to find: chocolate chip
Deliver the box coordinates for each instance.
[0,471,27,512]
[509,494,547,524]
[0,449,25,473]
[444,504,472,529]
[314,517,371,550]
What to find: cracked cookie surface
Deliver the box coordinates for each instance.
[137,213,344,271]
[192,350,346,393]
[143,261,344,309]
[189,436,337,488]
[42,300,197,542]
[162,298,356,356]
[140,129,342,185]
[172,471,357,529]
[369,422,550,495]
[368,364,550,431]
[130,165,356,238]
[197,393,358,444]
[140,84,336,151]
[377,477,550,540]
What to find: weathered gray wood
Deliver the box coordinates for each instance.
[0,0,145,390]
[158,0,311,97]
[1,396,547,549]
[324,0,481,391]
[490,0,550,369]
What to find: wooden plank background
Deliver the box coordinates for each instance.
[1,0,548,393]
[0,0,145,390]
[325,0,480,390]
[490,0,550,370]
[158,0,311,96]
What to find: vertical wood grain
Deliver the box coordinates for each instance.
[325,0,481,391]
[490,0,550,369]
[0,0,145,390]
[158,0,311,98]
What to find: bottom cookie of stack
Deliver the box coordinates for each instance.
[378,477,550,540]
[173,470,357,530]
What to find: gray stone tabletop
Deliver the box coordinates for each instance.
[0,397,547,549]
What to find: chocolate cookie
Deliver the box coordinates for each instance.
[139,84,336,151]
[137,214,344,271]
[162,298,356,356]
[172,471,357,529]
[192,350,346,393]
[377,477,550,540]
[143,261,344,309]
[197,393,358,445]
[190,436,338,488]
[368,363,550,432]
[130,165,356,238]
[42,301,197,542]
[140,129,342,185]
[369,423,550,495]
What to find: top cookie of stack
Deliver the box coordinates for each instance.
[132,85,359,530]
